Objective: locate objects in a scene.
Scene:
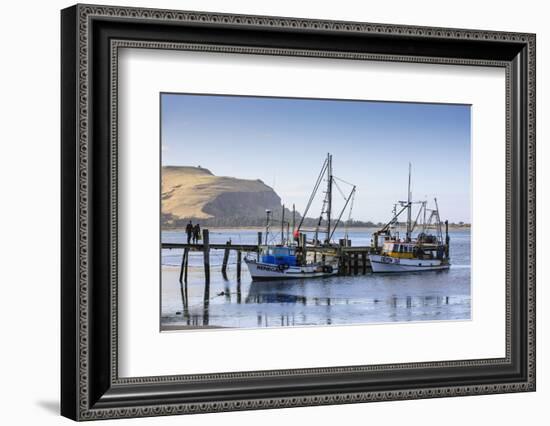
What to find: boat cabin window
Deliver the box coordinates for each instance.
[268,247,295,256]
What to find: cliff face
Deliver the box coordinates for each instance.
[162,166,285,225]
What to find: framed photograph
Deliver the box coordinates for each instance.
[61,4,536,421]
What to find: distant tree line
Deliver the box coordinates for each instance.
[162,212,471,230]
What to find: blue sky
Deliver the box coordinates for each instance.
[161,93,471,223]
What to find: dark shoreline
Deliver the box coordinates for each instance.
[161,225,472,232]
[161,324,229,331]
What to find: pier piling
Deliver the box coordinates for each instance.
[257,232,262,260]
[237,250,242,282]
[180,249,187,283]
[353,253,359,275]
[299,233,307,260]
[221,241,230,277]
[203,229,210,284]
[341,254,347,275]
[178,247,190,284]
[184,248,189,283]
[362,252,367,275]
[202,230,211,326]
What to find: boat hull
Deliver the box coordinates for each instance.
[369,254,450,273]
[244,259,338,281]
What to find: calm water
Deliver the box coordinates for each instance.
[161,228,471,329]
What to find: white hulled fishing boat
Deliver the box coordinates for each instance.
[244,245,338,280]
[369,164,450,273]
[244,153,355,281]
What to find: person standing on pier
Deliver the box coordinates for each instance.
[193,223,201,244]
[185,221,193,244]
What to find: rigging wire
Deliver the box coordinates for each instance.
[333,179,347,201]
[344,190,356,241]
[333,175,355,187]
[297,158,328,231]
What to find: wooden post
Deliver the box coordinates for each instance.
[202,230,210,326]
[202,297,209,326]
[348,254,353,275]
[203,229,210,285]
[221,240,230,277]
[300,233,307,261]
[257,232,262,260]
[236,280,242,304]
[178,247,189,283]
[236,250,242,282]
[178,248,190,320]
[353,253,359,275]
[362,252,367,274]
[183,248,189,283]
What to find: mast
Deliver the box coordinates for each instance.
[445,219,450,258]
[286,222,290,245]
[326,153,333,243]
[422,200,427,234]
[281,204,285,245]
[434,197,443,243]
[292,203,296,236]
[264,209,271,245]
[406,162,412,242]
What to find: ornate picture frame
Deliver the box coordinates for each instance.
[61,4,535,420]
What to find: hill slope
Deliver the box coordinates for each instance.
[162,166,286,226]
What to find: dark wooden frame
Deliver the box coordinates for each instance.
[61,4,536,421]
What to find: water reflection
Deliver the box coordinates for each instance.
[172,275,466,329]
[246,282,307,304]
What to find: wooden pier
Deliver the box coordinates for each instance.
[162,229,375,286]
[162,242,259,251]
[164,229,261,284]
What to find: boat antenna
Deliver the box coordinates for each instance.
[423,197,427,234]
[292,203,296,239]
[406,162,412,242]
[434,197,443,243]
[281,204,285,245]
[411,200,426,235]
[286,221,290,246]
